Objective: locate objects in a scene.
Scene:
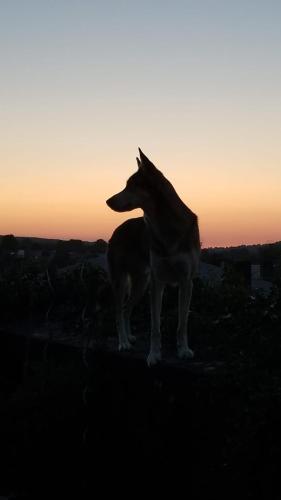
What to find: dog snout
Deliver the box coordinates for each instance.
[106,189,138,212]
[106,192,126,212]
[106,196,115,209]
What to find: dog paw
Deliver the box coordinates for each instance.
[177,346,194,360]
[147,350,161,367]
[118,339,132,351]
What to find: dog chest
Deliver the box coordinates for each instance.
[150,251,197,284]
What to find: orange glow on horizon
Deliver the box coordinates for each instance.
[1,201,280,248]
[1,147,280,248]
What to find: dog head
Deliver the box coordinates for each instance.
[106,148,158,212]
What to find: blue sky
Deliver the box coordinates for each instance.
[1,1,281,245]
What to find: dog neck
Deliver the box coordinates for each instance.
[143,191,198,257]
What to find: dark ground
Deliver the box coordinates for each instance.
[1,318,281,499]
[0,256,281,498]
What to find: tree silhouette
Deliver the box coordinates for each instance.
[1,234,18,254]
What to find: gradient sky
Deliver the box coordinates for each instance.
[1,0,280,247]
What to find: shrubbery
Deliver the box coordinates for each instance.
[0,253,280,366]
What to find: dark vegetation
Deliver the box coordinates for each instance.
[0,234,281,498]
[201,240,281,265]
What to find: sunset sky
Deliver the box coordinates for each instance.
[1,1,280,247]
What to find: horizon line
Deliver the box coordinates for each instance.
[1,232,280,250]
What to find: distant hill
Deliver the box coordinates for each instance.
[204,241,281,252]
[201,241,281,265]
[0,234,280,261]
[0,235,107,252]
[0,235,59,247]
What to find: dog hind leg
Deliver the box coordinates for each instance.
[147,276,164,366]
[177,279,194,359]
[124,271,150,344]
[113,273,132,351]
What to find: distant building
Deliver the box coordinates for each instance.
[251,264,273,296]
[201,260,273,296]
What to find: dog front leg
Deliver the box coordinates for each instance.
[177,279,194,359]
[115,276,132,351]
[147,276,164,366]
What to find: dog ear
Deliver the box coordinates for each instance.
[136,157,141,169]
[138,148,149,164]
[138,148,156,171]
